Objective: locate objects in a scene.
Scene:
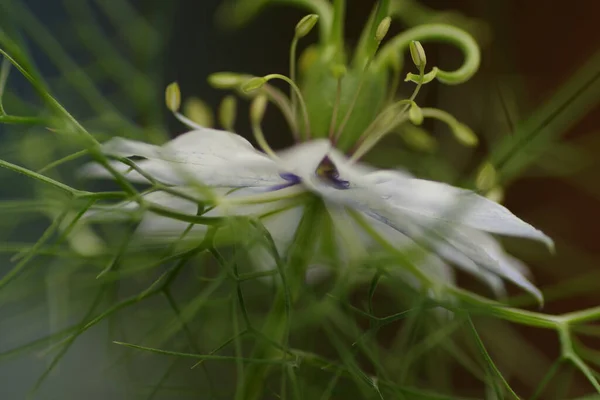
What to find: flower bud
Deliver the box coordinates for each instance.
[183,97,213,127]
[409,40,426,69]
[241,77,267,93]
[375,17,391,42]
[408,103,423,125]
[399,125,437,153]
[330,64,347,79]
[219,95,237,131]
[165,82,181,112]
[250,94,268,124]
[208,72,246,89]
[295,14,319,38]
[485,186,505,203]
[451,123,479,147]
[475,162,497,191]
[299,45,319,73]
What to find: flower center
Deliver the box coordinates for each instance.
[316,157,349,189]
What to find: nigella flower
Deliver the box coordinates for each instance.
[81,12,553,303]
[83,125,551,303]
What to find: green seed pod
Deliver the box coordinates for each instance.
[409,103,424,125]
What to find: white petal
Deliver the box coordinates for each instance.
[372,176,553,249]
[135,191,205,239]
[165,128,257,152]
[456,229,542,302]
[304,151,552,249]
[301,152,546,302]
[329,148,411,179]
[80,159,186,184]
[127,188,302,247]
[359,211,455,286]
[430,238,506,297]
[93,129,285,187]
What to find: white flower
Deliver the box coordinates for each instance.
[82,128,553,302]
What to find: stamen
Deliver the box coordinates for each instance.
[291,14,320,127]
[333,16,391,142]
[183,97,214,127]
[165,81,206,130]
[262,85,298,140]
[350,99,415,160]
[351,104,477,162]
[250,94,279,160]
[407,40,427,102]
[328,65,347,140]
[218,95,237,131]
[420,107,478,146]
[263,74,312,141]
[349,41,428,161]
[165,81,181,112]
[210,72,298,138]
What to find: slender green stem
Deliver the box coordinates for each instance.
[466,317,520,399]
[530,358,564,400]
[0,48,98,145]
[0,158,81,196]
[409,63,425,102]
[0,207,69,290]
[5,1,141,135]
[563,306,600,325]
[0,56,9,114]
[0,115,47,125]
[37,150,89,173]
[114,341,293,364]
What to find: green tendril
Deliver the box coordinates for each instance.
[375,23,480,85]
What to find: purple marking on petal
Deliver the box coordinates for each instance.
[265,173,301,192]
[280,173,301,184]
[267,182,297,192]
[327,175,350,189]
